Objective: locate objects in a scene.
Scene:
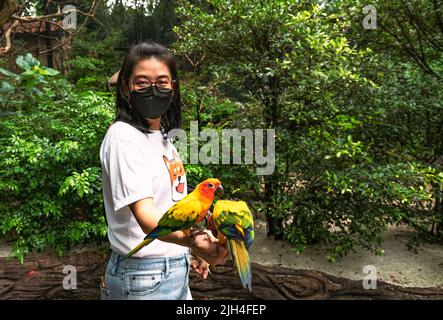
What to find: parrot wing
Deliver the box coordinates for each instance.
[213,200,255,292]
[145,195,203,239]
[213,200,255,247]
[127,196,203,258]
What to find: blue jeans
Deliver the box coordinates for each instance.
[100,250,192,300]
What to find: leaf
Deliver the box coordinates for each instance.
[16,53,40,70]
[41,67,60,76]
[23,78,39,91]
[0,67,19,78]
[347,135,353,143]
[0,81,15,94]
[24,53,40,68]
[16,55,30,70]
[20,69,36,79]
[31,87,43,95]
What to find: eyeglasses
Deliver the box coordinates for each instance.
[133,79,176,93]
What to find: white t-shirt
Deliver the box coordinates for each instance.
[99,121,189,258]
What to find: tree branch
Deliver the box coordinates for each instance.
[0,0,102,57]
[400,0,443,52]
[39,0,101,55]
[12,16,74,35]
[433,0,443,35]
[0,19,18,55]
[379,19,441,79]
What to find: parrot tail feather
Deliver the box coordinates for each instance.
[228,239,252,292]
[126,238,154,259]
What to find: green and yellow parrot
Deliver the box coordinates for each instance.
[126,178,223,258]
[208,200,255,292]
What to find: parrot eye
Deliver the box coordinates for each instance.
[208,183,214,188]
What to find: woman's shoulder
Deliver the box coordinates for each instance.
[100,121,148,161]
[106,121,146,142]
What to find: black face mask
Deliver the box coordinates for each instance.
[128,85,174,119]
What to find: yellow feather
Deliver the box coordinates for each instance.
[229,239,252,292]
[126,238,154,258]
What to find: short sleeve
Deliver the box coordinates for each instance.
[104,138,154,212]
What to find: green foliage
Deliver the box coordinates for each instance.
[67,28,124,91]
[173,0,443,261]
[0,68,114,263]
[104,0,178,46]
[0,53,59,109]
[65,57,109,90]
[2,0,443,263]
[179,82,262,199]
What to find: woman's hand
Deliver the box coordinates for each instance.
[190,229,229,266]
[190,255,210,279]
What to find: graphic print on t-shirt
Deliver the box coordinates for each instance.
[162,151,187,202]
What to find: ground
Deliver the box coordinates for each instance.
[250,221,443,288]
[0,222,442,299]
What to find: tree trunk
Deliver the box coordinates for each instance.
[0,0,18,27]
[264,174,284,239]
[1,248,442,300]
[44,20,54,68]
[191,261,443,300]
[262,78,284,239]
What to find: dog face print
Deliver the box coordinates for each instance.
[163,150,187,202]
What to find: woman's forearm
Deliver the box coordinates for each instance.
[129,198,195,248]
[129,197,227,264]
[157,231,193,248]
[155,228,229,266]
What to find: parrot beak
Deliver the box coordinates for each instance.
[216,184,224,196]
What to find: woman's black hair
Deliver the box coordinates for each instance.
[113,41,182,136]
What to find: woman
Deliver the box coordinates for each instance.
[99,41,228,300]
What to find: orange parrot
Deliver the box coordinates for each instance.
[126,178,223,258]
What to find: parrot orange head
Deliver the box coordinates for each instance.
[195,178,223,201]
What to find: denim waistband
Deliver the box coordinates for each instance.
[108,250,190,274]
